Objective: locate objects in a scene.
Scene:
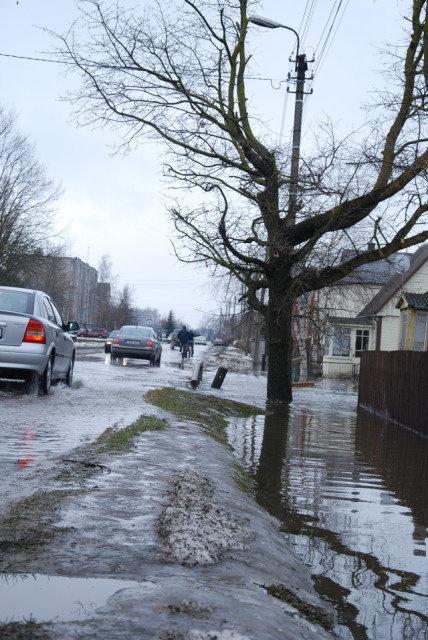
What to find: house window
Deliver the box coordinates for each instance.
[332,327,351,357]
[355,329,370,357]
[400,311,408,350]
[413,312,427,351]
[324,334,330,356]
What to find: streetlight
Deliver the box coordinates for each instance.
[248,15,300,65]
[248,13,307,224]
[248,13,309,368]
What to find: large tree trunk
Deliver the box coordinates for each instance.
[266,282,294,403]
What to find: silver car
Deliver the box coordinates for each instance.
[111,326,162,365]
[0,286,79,394]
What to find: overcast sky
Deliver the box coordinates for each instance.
[1,0,406,325]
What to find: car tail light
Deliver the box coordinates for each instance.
[146,339,153,347]
[23,319,46,344]
[112,337,120,345]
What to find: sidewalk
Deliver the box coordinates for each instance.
[0,388,337,640]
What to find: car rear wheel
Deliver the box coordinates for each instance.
[155,353,161,367]
[150,354,156,366]
[39,356,53,396]
[65,355,74,386]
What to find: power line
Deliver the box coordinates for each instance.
[300,0,349,142]
[0,51,291,89]
[313,0,346,78]
[0,51,65,64]
[297,0,311,40]
[313,0,340,56]
[314,0,349,78]
[301,0,318,49]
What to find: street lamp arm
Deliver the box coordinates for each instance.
[248,15,300,59]
[280,25,300,60]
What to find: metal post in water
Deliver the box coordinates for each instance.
[211,366,228,389]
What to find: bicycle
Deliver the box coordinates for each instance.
[180,342,191,367]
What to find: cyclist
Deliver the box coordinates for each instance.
[177,325,191,362]
[188,329,195,357]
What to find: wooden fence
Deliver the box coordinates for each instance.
[358,351,428,438]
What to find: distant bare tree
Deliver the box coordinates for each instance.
[24,243,72,314]
[57,0,428,402]
[0,107,60,285]
[112,284,135,327]
[98,253,113,283]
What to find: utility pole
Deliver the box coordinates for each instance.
[248,16,312,369]
[288,53,308,226]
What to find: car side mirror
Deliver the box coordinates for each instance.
[66,321,80,332]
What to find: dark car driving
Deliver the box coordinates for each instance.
[104,330,119,353]
[111,326,162,365]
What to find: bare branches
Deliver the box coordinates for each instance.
[0,106,60,285]
[58,0,428,310]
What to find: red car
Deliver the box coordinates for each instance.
[77,326,108,339]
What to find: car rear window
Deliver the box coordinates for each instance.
[120,326,152,339]
[0,289,34,315]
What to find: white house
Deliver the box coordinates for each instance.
[357,244,428,351]
[322,244,428,377]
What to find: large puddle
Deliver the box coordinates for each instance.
[0,573,144,622]
[227,390,428,640]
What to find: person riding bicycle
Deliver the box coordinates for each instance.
[188,329,195,357]
[177,325,191,355]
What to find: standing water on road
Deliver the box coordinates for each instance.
[227,384,428,640]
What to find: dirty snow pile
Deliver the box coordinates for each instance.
[204,347,253,373]
[157,470,254,566]
[185,631,251,640]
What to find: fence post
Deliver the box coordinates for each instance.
[191,361,203,390]
[211,366,228,389]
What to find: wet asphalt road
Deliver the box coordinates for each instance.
[0,343,203,510]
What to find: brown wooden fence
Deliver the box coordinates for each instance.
[358,351,428,438]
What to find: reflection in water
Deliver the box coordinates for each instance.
[227,391,428,640]
[16,425,37,470]
[0,573,141,622]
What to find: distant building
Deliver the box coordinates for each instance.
[26,255,110,326]
[358,245,428,351]
[322,244,428,377]
[61,257,98,325]
[396,292,428,351]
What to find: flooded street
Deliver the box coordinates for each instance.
[1,348,427,639]
[227,384,428,640]
[0,345,203,512]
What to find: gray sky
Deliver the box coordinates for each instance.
[1,0,406,325]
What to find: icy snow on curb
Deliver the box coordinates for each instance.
[187,631,250,640]
[157,470,254,566]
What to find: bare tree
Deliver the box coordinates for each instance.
[24,243,72,315]
[98,253,113,283]
[0,107,60,285]
[57,0,428,402]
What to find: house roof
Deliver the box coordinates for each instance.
[397,291,428,311]
[339,249,412,285]
[327,315,374,327]
[357,244,428,317]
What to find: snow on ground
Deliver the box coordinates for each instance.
[157,470,254,566]
[203,346,253,373]
[2,417,336,639]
